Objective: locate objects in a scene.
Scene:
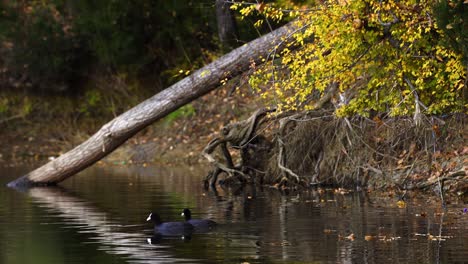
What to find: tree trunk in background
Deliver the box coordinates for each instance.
[7,22,297,187]
[215,0,238,49]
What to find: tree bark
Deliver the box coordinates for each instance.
[7,22,298,187]
[215,0,239,49]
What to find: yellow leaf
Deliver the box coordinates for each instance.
[255,2,266,12]
[396,200,406,208]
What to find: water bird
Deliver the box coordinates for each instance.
[146,212,194,236]
[181,208,217,232]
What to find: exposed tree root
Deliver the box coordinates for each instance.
[202,104,467,195]
[202,107,275,186]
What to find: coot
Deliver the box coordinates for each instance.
[181,208,216,232]
[146,212,194,236]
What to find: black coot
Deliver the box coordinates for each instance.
[181,208,216,232]
[146,212,194,236]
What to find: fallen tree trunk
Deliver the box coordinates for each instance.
[8,22,299,187]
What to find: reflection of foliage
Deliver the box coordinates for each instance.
[237,0,467,116]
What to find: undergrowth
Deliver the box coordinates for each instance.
[263,112,467,193]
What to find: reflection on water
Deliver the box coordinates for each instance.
[0,165,467,264]
[29,187,194,264]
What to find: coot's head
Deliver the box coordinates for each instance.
[181,208,192,221]
[146,212,162,225]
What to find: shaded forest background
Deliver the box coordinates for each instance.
[0,0,274,151]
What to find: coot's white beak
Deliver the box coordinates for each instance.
[146,213,152,221]
[181,212,185,216]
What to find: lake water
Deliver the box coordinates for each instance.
[0,164,467,264]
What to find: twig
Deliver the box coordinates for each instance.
[399,160,417,200]
[0,114,23,125]
[404,170,466,190]
[404,77,423,126]
[277,138,300,182]
[275,117,302,182]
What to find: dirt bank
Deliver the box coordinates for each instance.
[1,85,467,203]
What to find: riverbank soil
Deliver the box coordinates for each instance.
[0,83,258,166]
[0,84,466,202]
[198,105,467,202]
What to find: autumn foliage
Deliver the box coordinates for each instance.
[234,0,467,117]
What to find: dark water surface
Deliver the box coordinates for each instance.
[0,165,466,264]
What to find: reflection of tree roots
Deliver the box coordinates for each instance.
[203,166,248,188]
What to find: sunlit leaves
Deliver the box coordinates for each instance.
[237,0,467,116]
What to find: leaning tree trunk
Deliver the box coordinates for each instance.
[7,22,298,187]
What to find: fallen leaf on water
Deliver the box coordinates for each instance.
[365,235,374,241]
[396,200,406,208]
[377,235,402,242]
[334,188,351,195]
[346,233,355,241]
[415,233,453,241]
